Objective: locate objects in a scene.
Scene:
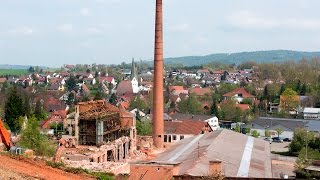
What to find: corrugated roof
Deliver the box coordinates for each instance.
[150,129,272,178]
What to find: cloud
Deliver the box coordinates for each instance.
[96,0,121,4]
[9,26,34,35]
[169,23,191,32]
[87,27,102,34]
[80,8,90,16]
[57,24,73,33]
[227,10,320,31]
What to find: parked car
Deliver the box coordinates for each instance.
[264,137,272,144]
[272,137,283,143]
[283,138,292,142]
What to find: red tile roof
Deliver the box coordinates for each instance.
[168,86,185,92]
[223,87,255,98]
[99,76,114,83]
[116,80,133,96]
[164,120,209,135]
[189,87,212,96]
[41,110,66,129]
[0,78,7,83]
[120,101,130,110]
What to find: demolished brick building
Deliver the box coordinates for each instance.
[61,100,136,164]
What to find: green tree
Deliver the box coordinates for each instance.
[281,88,299,111]
[235,124,241,133]
[50,122,64,135]
[4,86,24,132]
[275,127,284,138]
[109,93,117,105]
[219,100,242,122]
[23,94,31,117]
[129,96,148,112]
[94,91,105,100]
[289,128,314,154]
[245,127,251,134]
[67,93,75,105]
[265,129,271,137]
[34,100,44,120]
[300,84,307,95]
[210,101,219,117]
[251,130,260,138]
[65,75,77,91]
[136,120,152,136]
[178,94,202,114]
[18,116,55,156]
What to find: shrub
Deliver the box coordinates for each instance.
[18,116,56,157]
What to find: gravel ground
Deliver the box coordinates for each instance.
[270,142,290,152]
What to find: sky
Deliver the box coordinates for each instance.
[1,0,320,67]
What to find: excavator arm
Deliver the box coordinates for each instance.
[0,119,11,150]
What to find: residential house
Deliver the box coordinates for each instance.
[223,87,256,104]
[116,80,134,96]
[44,97,67,112]
[99,76,117,86]
[41,110,66,129]
[0,77,7,84]
[168,86,188,96]
[189,87,213,98]
[196,69,210,76]
[163,120,212,144]
[48,84,64,91]
[83,78,96,85]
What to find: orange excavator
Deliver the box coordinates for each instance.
[0,118,12,150]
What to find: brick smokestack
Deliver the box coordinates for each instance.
[152,0,164,148]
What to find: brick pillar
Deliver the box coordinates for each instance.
[209,160,222,176]
[152,0,164,148]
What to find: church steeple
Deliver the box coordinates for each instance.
[130,58,137,80]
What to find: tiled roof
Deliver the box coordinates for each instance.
[164,120,208,135]
[99,76,114,83]
[223,87,255,98]
[120,101,130,110]
[189,87,212,96]
[168,86,185,92]
[41,110,66,129]
[0,78,7,83]
[116,80,133,96]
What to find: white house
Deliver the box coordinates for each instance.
[205,116,220,131]
[303,107,320,120]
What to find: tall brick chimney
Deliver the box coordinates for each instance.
[152,0,164,148]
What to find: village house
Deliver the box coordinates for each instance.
[163,120,212,144]
[223,87,256,104]
[41,110,66,129]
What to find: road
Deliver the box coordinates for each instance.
[0,155,94,180]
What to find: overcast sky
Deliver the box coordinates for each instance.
[1,0,320,67]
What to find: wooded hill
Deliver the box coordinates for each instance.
[163,50,320,66]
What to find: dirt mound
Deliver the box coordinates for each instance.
[0,155,94,180]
